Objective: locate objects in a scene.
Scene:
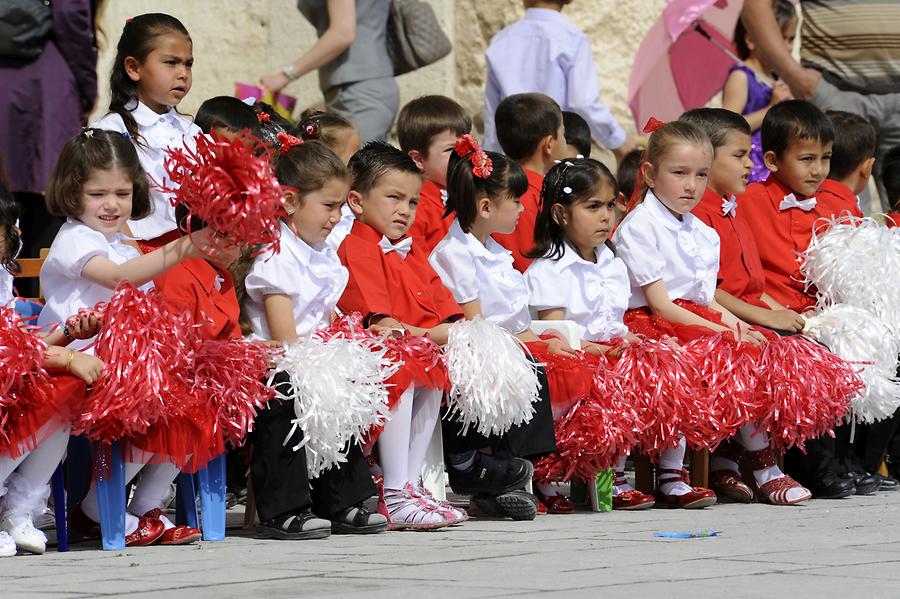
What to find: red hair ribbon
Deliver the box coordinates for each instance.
[125,17,134,24]
[276,131,303,155]
[257,112,271,123]
[643,117,665,134]
[454,134,493,179]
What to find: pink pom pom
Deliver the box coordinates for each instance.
[161,132,286,254]
[76,283,195,441]
[755,335,862,451]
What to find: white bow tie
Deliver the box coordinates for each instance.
[779,193,817,212]
[721,195,737,217]
[379,236,413,259]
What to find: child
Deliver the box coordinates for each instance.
[722,0,796,183]
[242,139,390,538]
[40,129,220,546]
[337,141,532,525]
[737,101,870,498]
[492,93,568,272]
[0,190,104,555]
[562,111,592,159]
[428,136,560,515]
[194,95,259,140]
[92,13,201,251]
[525,158,655,510]
[483,0,636,158]
[884,146,900,227]
[398,95,472,254]
[615,148,643,216]
[821,111,875,212]
[297,108,362,165]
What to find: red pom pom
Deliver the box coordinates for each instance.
[162,133,286,253]
[75,283,195,441]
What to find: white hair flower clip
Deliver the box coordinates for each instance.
[563,186,573,194]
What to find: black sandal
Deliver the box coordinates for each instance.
[330,504,388,535]
[256,510,331,540]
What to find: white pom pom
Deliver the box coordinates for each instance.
[800,215,900,331]
[443,317,541,436]
[803,304,900,423]
[269,336,398,478]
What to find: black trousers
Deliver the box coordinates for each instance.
[442,362,556,461]
[250,373,376,522]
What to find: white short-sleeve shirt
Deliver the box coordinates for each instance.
[612,190,720,308]
[38,219,151,350]
[525,243,630,342]
[0,268,13,307]
[429,219,531,334]
[244,221,350,340]
[92,102,201,241]
[323,204,356,252]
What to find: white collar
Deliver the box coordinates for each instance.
[450,219,512,264]
[643,190,691,231]
[524,8,567,23]
[131,101,192,132]
[279,221,335,265]
[556,242,611,271]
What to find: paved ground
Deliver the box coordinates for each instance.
[3,490,900,599]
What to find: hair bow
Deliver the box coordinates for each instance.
[257,112,271,123]
[276,131,303,155]
[454,134,493,179]
[301,120,320,139]
[643,117,665,134]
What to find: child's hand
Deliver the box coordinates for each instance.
[65,310,103,340]
[738,328,765,346]
[546,336,577,356]
[369,324,404,338]
[68,351,104,385]
[769,80,792,105]
[188,229,241,267]
[424,324,450,346]
[764,309,805,333]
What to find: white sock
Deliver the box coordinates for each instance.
[378,386,414,490]
[407,386,441,483]
[536,482,559,497]
[0,418,64,497]
[657,437,692,496]
[128,462,181,524]
[3,425,70,522]
[613,455,634,495]
[737,422,805,501]
[81,461,146,523]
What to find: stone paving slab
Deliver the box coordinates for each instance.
[2,492,900,598]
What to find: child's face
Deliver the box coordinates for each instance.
[710,130,753,197]
[644,142,711,216]
[288,177,350,245]
[484,193,524,236]
[127,33,193,114]
[333,128,362,166]
[560,182,617,257]
[79,168,134,235]
[349,169,423,240]
[417,129,460,187]
[764,137,832,197]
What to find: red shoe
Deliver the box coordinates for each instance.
[126,517,165,546]
[612,490,655,510]
[534,489,575,514]
[746,448,812,506]
[655,468,717,509]
[141,509,201,545]
[709,469,753,503]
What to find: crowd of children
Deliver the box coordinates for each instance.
[1,8,900,556]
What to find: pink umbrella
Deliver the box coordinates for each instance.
[628,0,743,130]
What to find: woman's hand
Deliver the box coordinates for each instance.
[260,72,290,94]
[769,80,792,105]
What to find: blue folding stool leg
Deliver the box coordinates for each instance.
[197,454,226,541]
[50,464,68,552]
[93,441,126,551]
[65,436,92,511]
[175,472,199,529]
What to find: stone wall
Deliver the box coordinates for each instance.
[93,1,666,139]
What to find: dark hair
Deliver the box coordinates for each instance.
[275,140,349,195]
[0,186,22,275]
[528,159,618,260]
[108,13,191,143]
[615,148,643,202]
[761,100,835,156]
[680,108,751,150]
[735,0,797,60]
[45,129,152,220]
[495,93,563,162]
[195,96,258,135]
[446,150,527,231]
[252,102,294,149]
[297,108,355,146]
[636,120,712,205]
[562,111,592,158]
[883,146,900,211]
[349,140,422,195]
[826,110,876,181]
[397,95,472,155]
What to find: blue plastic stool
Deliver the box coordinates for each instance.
[49,464,68,552]
[93,441,126,551]
[175,454,226,541]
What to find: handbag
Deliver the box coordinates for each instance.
[385,0,452,77]
[0,0,52,61]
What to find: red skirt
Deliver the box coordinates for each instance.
[0,373,86,458]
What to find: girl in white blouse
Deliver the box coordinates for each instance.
[429,141,570,514]
[40,130,224,546]
[612,121,811,507]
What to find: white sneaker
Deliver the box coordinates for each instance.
[0,531,16,557]
[1,514,47,555]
